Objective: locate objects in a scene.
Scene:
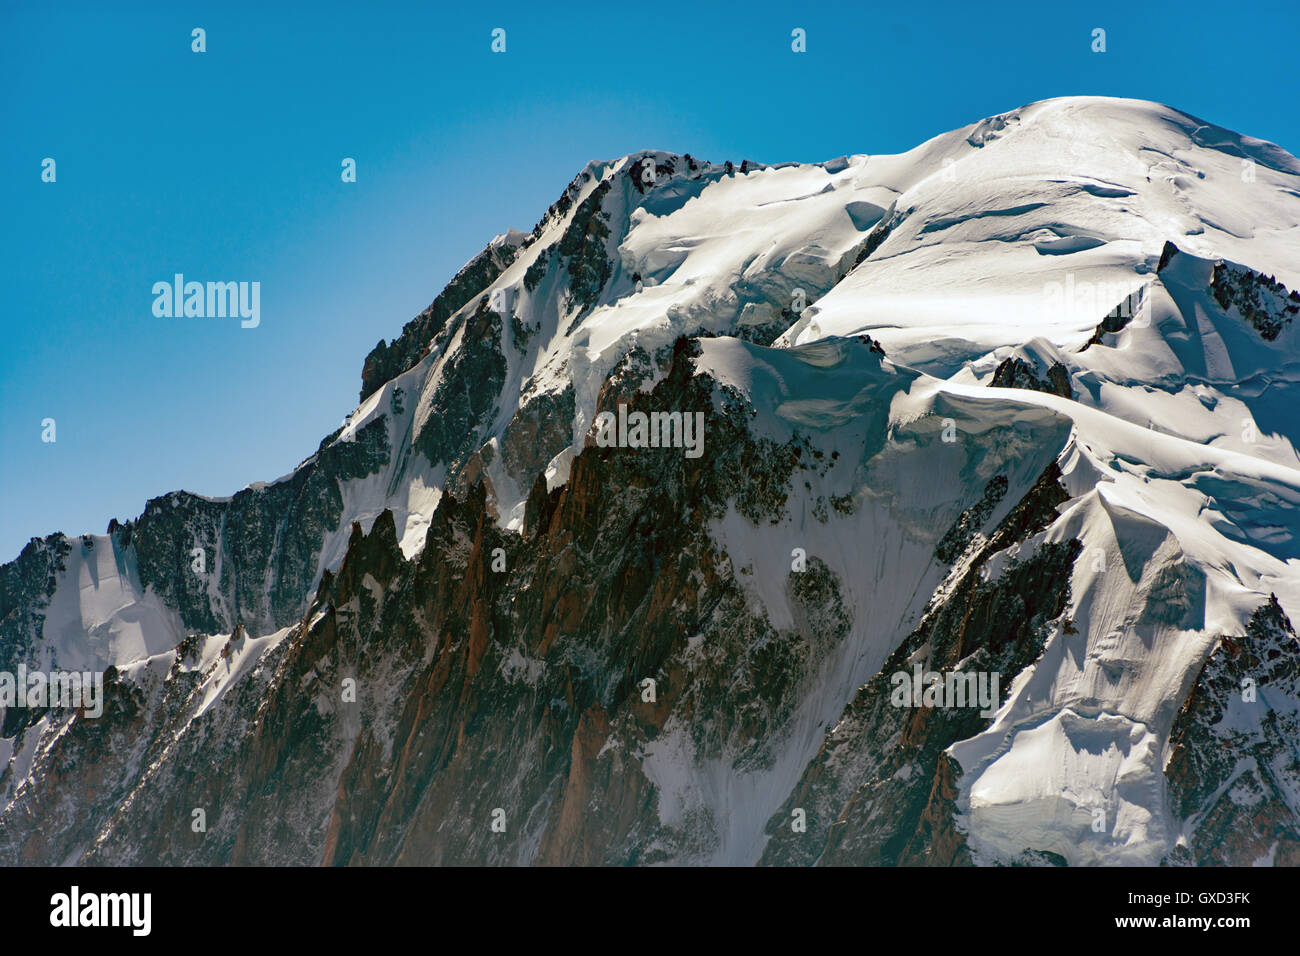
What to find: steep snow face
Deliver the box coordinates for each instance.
[938,271,1300,863]
[635,337,1071,864]
[37,535,187,672]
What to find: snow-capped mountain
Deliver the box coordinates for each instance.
[2,96,1298,866]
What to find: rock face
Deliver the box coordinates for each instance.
[0,534,69,678]
[359,231,526,403]
[129,419,391,637]
[410,297,510,478]
[4,97,1300,866]
[1210,262,1300,341]
[989,357,1073,399]
[1165,596,1300,866]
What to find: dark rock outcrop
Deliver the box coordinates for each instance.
[989,357,1072,399]
[1164,595,1300,865]
[359,234,524,402]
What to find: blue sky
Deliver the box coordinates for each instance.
[2,0,1298,561]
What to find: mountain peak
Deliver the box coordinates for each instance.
[5,99,1300,867]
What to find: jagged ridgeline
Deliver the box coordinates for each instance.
[3,96,1300,866]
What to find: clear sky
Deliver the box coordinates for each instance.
[2,0,1298,561]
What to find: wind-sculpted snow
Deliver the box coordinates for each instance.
[783,99,1300,366]
[3,96,1300,866]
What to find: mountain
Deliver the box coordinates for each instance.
[2,96,1298,866]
